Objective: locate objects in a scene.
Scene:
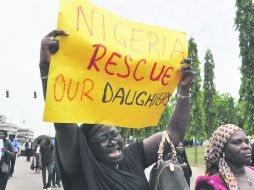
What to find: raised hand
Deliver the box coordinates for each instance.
[179,58,195,87]
[40,30,69,66]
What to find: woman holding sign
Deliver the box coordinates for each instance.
[39,30,194,190]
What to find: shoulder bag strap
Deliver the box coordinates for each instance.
[155,131,178,169]
[163,131,177,163]
[155,132,166,169]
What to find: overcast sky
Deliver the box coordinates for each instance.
[0,0,241,138]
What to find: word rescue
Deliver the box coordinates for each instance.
[52,4,185,108]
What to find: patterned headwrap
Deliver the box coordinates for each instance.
[205,124,243,190]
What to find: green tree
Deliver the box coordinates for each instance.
[235,0,254,133]
[203,49,216,136]
[214,92,237,126]
[186,38,205,141]
[235,101,245,128]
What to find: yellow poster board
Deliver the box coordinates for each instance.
[43,0,188,128]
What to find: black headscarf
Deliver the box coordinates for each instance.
[80,123,104,140]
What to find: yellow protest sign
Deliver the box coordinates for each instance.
[43,0,188,128]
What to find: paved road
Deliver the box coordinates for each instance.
[6,156,63,190]
[7,156,205,190]
[189,166,206,189]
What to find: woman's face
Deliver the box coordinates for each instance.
[224,131,252,166]
[88,125,125,166]
[176,142,184,153]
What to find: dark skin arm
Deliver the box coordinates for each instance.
[40,30,80,175]
[143,59,194,167]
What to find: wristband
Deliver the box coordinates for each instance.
[177,94,190,100]
[41,75,48,80]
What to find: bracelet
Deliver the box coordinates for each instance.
[41,75,48,80]
[177,94,190,99]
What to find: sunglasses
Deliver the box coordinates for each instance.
[91,130,121,146]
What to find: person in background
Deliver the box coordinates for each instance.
[34,139,42,174]
[52,148,61,188]
[163,141,192,186]
[195,124,254,190]
[175,142,192,186]
[40,137,54,190]
[9,133,20,177]
[25,138,33,162]
[0,130,15,190]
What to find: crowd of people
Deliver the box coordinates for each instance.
[0,133,61,190]
[1,123,254,190]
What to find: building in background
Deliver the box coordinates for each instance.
[17,128,34,142]
[0,115,34,142]
[0,116,18,134]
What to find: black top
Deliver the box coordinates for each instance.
[40,143,54,165]
[25,140,33,150]
[176,151,192,177]
[0,139,14,166]
[56,127,151,190]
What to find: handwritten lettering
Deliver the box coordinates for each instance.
[54,74,66,102]
[67,79,80,101]
[170,39,185,58]
[53,74,94,102]
[86,44,174,86]
[77,6,94,36]
[76,5,185,57]
[102,82,171,107]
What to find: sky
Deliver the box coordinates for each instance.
[0,0,241,138]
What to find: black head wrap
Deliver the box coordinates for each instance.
[80,123,104,139]
[9,133,16,138]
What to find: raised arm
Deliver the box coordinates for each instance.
[39,30,80,175]
[143,59,194,166]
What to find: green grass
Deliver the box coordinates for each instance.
[185,146,205,167]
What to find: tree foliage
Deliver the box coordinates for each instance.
[186,38,205,140]
[203,50,216,136]
[235,0,254,133]
[121,27,248,141]
[213,92,237,127]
